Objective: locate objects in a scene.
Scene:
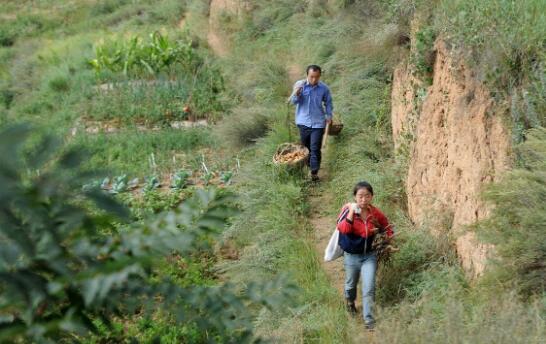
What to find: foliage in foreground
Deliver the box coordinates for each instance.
[0,125,293,343]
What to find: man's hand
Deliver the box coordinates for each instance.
[325,118,332,125]
[295,86,303,96]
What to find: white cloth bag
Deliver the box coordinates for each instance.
[324,228,344,262]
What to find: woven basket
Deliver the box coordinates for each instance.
[273,143,309,168]
[328,121,344,135]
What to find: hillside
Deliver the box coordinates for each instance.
[0,0,544,343]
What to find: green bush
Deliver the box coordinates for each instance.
[214,106,270,148]
[411,25,437,83]
[0,26,17,47]
[478,128,546,295]
[48,74,71,93]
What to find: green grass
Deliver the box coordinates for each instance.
[70,128,214,177]
[220,130,350,343]
[477,128,546,295]
[85,81,194,123]
[1,0,545,342]
[200,1,546,342]
[388,0,546,140]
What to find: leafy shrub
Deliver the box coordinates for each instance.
[0,124,293,342]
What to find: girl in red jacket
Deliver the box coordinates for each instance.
[336,181,394,330]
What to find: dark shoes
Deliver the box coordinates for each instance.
[346,300,375,330]
[310,171,319,182]
[346,300,357,316]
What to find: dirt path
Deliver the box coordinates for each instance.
[308,169,345,295]
[308,162,376,343]
[288,63,303,83]
[207,0,234,57]
[200,3,374,339]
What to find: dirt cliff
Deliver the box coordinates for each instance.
[391,38,511,278]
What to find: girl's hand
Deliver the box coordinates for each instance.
[344,203,360,214]
[344,203,356,222]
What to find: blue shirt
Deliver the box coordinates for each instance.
[290,79,333,128]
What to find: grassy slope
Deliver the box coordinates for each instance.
[1,0,544,342]
[0,1,245,342]
[194,0,545,342]
[0,0,231,179]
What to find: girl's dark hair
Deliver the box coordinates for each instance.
[306,64,322,75]
[353,181,374,196]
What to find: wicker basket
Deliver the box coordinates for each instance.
[328,121,344,135]
[273,143,309,168]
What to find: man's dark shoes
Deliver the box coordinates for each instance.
[364,320,375,331]
[310,171,319,182]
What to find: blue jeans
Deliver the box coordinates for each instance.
[297,125,324,173]
[344,251,377,323]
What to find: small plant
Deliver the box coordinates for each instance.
[170,170,192,190]
[201,172,214,186]
[411,25,437,84]
[143,175,161,192]
[128,177,139,190]
[110,174,128,194]
[220,171,234,185]
[100,177,110,190]
[48,75,70,93]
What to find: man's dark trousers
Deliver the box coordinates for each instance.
[297,125,325,174]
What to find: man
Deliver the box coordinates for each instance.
[289,64,333,182]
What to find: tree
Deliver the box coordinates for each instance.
[0,125,293,343]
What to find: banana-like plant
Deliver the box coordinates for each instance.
[89,32,201,78]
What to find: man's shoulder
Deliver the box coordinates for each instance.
[318,81,331,91]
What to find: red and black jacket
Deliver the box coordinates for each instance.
[336,205,394,254]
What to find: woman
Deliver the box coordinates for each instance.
[336,181,394,329]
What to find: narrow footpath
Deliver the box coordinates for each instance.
[308,163,376,343]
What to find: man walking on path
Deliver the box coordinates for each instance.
[289,64,333,182]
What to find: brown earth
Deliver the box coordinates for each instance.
[207,0,240,57]
[391,38,511,278]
